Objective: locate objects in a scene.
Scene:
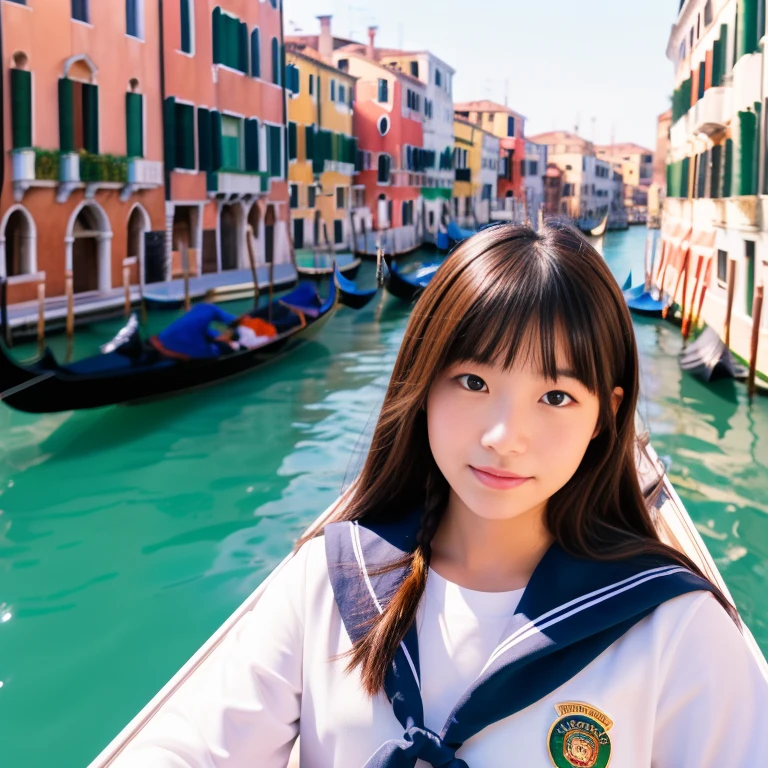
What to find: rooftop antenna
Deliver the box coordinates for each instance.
[574,112,580,135]
[591,116,596,142]
[610,122,616,146]
[504,78,509,107]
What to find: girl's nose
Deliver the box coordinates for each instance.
[479,403,529,455]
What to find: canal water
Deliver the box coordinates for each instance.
[1,226,766,767]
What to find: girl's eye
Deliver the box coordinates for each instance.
[541,390,574,407]
[457,374,488,392]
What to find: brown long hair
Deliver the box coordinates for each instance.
[297,221,735,695]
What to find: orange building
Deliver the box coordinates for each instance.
[0,0,165,305]
[162,0,290,276]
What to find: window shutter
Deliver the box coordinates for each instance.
[331,79,336,102]
[11,68,32,149]
[126,92,143,157]
[197,107,212,171]
[212,7,222,64]
[238,22,249,73]
[251,29,261,77]
[698,61,706,100]
[174,103,195,170]
[349,136,357,165]
[723,138,733,197]
[180,0,192,53]
[268,124,281,176]
[305,125,315,160]
[245,118,260,171]
[272,38,279,84]
[59,78,74,152]
[82,83,99,154]
[293,65,300,93]
[210,109,223,170]
[738,109,757,195]
[288,122,297,160]
[163,96,176,169]
[740,0,759,58]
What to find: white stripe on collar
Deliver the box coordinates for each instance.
[349,521,422,691]
[483,565,688,672]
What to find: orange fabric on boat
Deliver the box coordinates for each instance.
[238,317,278,337]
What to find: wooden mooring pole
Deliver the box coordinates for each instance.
[0,277,10,348]
[747,285,764,398]
[181,241,191,312]
[245,224,260,308]
[65,269,75,340]
[724,258,737,349]
[37,282,45,356]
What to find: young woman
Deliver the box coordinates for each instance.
[117,223,768,767]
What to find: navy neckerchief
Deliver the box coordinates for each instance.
[324,509,717,768]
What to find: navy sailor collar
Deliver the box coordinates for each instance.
[324,508,716,768]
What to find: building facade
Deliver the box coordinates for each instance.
[522,140,548,223]
[595,142,654,224]
[648,108,673,228]
[663,0,767,374]
[451,117,500,227]
[1,0,165,305]
[285,37,359,252]
[162,0,289,280]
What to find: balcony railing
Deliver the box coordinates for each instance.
[207,169,269,196]
[690,86,727,137]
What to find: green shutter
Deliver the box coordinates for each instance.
[305,125,315,160]
[272,38,279,84]
[180,0,192,53]
[227,15,239,69]
[681,156,690,198]
[210,109,223,170]
[58,78,74,152]
[239,22,248,73]
[349,136,358,165]
[737,109,757,195]
[126,92,143,157]
[163,96,176,169]
[197,107,212,171]
[174,103,195,170]
[698,61,706,100]
[739,0,759,59]
[251,29,261,77]
[11,69,32,149]
[245,118,260,171]
[268,124,281,176]
[212,7,222,64]
[723,138,733,197]
[288,122,297,160]
[82,83,99,154]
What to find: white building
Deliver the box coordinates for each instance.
[522,140,548,223]
[663,0,767,376]
[378,49,456,243]
[477,130,501,224]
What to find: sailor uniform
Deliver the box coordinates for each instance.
[116,511,768,768]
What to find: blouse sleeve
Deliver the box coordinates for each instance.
[112,540,314,768]
[651,592,768,767]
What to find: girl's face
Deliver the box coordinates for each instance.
[426,343,623,524]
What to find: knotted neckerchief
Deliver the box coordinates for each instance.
[324,509,716,768]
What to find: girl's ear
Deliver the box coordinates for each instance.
[592,387,625,439]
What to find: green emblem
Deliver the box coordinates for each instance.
[547,702,613,768]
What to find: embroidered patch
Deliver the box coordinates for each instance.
[547,702,613,768]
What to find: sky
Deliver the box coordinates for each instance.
[284,0,681,150]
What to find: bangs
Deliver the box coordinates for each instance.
[440,238,604,392]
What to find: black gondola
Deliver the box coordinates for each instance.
[333,265,378,310]
[0,282,338,414]
[679,326,748,383]
[383,255,442,302]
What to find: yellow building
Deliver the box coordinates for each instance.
[452,118,499,227]
[285,46,357,251]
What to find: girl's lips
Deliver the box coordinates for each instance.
[470,466,532,490]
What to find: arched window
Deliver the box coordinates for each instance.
[271,37,280,85]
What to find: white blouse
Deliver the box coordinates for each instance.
[114,536,768,767]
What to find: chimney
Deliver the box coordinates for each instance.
[367,26,377,60]
[317,15,332,64]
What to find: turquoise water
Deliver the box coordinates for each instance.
[0,227,766,767]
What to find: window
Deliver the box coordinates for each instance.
[309,74,314,95]
[288,121,297,160]
[529,160,538,175]
[171,101,195,169]
[704,0,713,25]
[334,220,344,244]
[565,164,572,171]
[679,41,686,61]
[212,9,248,73]
[378,153,391,183]
[180,0,194,54]
[377,115,390,136]
[267,123,282,177]
[507,116,515,137]
[337,58,349,72]
[435,69,442,87]
[293,218,304,249]
[270,0,278,7]
[126,0,141,37]
[689,27,694,47]
[336,187,347,209]
[286,64,300,94]
[72,0,89,23]
[272,37,280,85]
[126,92,143,157]
[59,78,100,153]
[221,115,243,170]
[338,84,346,104]
[717,249,728,284]
[10,67,32,149]
[377,78,388,103]
[307,185,316,208]
[289,184,299,209]
[251,28,260,77]
[520,159,526,178]
[330,79,336,101]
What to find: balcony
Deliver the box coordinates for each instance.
[120,158,164,201]
[713,196,759,230]
[690,87,727,137]
[207,169,269,199]
[323,159,355,176]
